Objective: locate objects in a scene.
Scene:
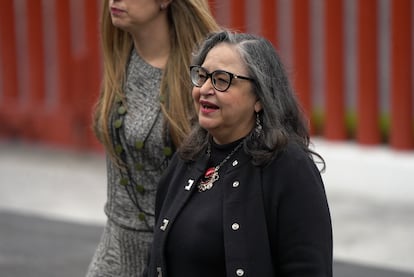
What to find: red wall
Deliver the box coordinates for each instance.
[1,0,413,151]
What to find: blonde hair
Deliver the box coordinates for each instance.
[93,0,220,161]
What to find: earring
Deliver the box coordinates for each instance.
[255,112,262,136]
[160,3,165,9]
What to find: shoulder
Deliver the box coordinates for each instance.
[157,153,198,193]
[259,143,329,224]
[267,142,315,171]
[158,153,188,185]
[261,142,324,192]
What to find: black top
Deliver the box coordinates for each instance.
[149,142,332,277]
[165,138,243,277]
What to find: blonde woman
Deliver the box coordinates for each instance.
[86,0,220,276]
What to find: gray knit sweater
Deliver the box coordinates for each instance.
[86,50,169,277]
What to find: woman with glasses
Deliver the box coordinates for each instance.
[87,1,219,276]
[147,30,333,277]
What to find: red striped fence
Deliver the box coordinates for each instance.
[0,0,413,151]
[0,0,101,151]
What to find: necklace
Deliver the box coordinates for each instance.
[198,139,244,192]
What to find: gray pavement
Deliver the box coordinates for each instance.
[0,211,103,277]
[314,139,414,272]
[1,138,414,276]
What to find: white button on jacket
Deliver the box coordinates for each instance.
[231,223,240,230]
[236,268,244,276]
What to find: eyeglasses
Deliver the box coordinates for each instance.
[190,65,254,92]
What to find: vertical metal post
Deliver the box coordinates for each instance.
[356,0,380,144]
[324,0,347,140]
[292,0,313,132]
[390,0,413,149]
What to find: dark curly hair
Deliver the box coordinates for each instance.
[179,30,325,170]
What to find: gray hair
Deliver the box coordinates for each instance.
[180,30,324,168]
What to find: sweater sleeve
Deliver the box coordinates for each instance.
[264,145,333,277]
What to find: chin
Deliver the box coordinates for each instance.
[198,120,216,132]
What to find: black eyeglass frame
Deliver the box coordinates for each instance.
[190,65,254,92]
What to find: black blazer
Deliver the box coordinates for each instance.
[148,143,332,277]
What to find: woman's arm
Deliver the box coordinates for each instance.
[265,147,333,276]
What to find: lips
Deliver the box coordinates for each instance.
[200,100,219,110]
[110,6,125,16]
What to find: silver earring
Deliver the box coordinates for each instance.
[160,3,165,9]
[255,112,262,135]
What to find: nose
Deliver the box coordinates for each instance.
[199,77,215,95]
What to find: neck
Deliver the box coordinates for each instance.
[212,132,250,145]
[207,137,245,168]
[130,13,171,69]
